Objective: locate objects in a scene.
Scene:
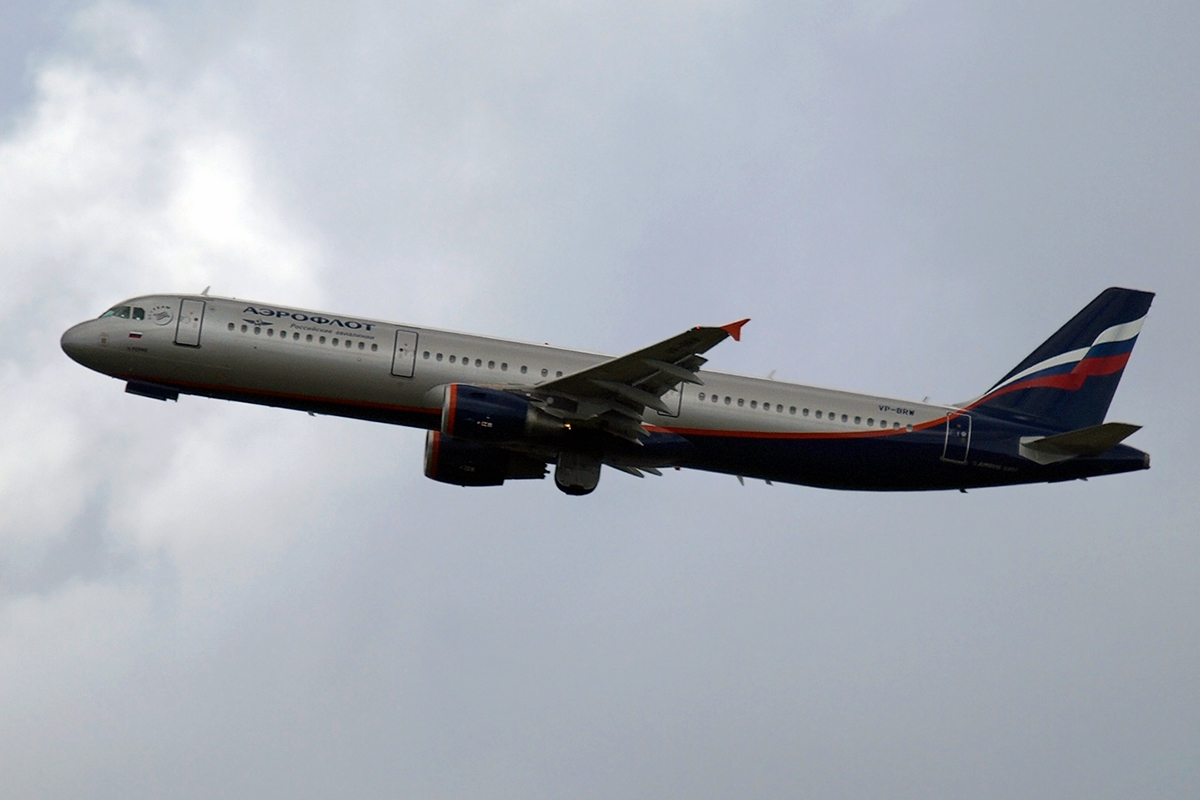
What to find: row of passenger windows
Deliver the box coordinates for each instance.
[695,391,908,430]
[421,350,564,379]
[101,305,145,320]
[226,322,568,375]
[221,320,906,428]
[228,322,380,352]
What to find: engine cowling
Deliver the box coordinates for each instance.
[424,431,548,487]
[440,384,563,443]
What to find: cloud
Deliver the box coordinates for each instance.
[0,1,327,600]
[0,2,323,322]
[2,2,1199,798]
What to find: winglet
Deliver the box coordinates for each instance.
[720,318,750,342]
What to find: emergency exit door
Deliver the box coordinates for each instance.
[391,329,419,377]
[941,413,972,464]
[655,385,683,418]
[174,299,206,347]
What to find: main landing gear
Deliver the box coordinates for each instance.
[554,452,601,495]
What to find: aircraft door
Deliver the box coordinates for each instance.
[391,329,419,377]
[655,385,683,418]
[941,413,971,464]
[175,299,206,347]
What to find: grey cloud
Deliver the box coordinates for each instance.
[1,1,1198,798]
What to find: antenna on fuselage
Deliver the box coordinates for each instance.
[201,286,211,296]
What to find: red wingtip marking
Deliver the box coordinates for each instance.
[720,318,750,342]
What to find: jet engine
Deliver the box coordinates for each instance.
[440,384,563,443]
[424,431,548,487]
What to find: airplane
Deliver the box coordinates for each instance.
[60,287,1153,496]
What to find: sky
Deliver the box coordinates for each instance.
[2,1,1198,797]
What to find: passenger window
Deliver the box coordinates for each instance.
[801,408,808,416]
[724,397,732,405]
[488,360,495,369]
[750,400,757,409]
[541,368,548,377]
[319,336,325,344]
[449,355,456,363]
[227,323,234,331]
[737,398,744,407]
[371,344,378,351]
[294,333,300,340]
[854,416,861,425]
[841,414,848,422]
[306,334,312,342]
[867,418,874,426]
[475,358,482,367]
[815,410,822,419]
[268,328,274,336]
[332,338,339,346]
[520,365,528,374]
[699,392,706,401]
[254,327,261,335]
[777,404,783,413]
[345,340,352,348]
[905,424,913,432]
[712,394,719,403]
[436,353,443,361]
[423,351,430,359]
[358,341,365,350]
[133,308,145,320]
[556,371,563,377]
[241,325,248,333]
[501,363,508,371]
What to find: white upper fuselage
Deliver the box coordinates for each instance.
[61,294,954,440]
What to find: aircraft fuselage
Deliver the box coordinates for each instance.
[60,293,1151,493]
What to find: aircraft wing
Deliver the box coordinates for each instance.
[527,318,749,443]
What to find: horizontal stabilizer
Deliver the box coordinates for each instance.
[1019,422,1141,465]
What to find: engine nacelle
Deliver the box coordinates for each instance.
[440,384,563,443]
[424,431,548,487]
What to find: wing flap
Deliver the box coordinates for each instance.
[590,379,673,414]
[531,320,747,438]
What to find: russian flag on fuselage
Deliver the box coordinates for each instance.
[970,288,1153,430]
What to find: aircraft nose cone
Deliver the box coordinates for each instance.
[60,322,90,364]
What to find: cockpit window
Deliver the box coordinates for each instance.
[99,305,141,320]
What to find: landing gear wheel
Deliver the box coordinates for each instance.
[554,452,601,495]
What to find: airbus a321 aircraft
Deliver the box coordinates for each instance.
[61,287,1152,495]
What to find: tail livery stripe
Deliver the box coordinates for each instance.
[1091,317,1145,347]
[984,315,1145,398]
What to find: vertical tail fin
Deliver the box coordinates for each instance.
[971,287,1154,430]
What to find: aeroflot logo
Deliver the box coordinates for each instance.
[242,306,375,331]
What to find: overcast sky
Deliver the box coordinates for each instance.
[2,2,1198,798]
